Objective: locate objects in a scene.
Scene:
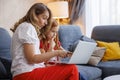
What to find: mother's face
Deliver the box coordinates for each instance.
[37,10,49,29]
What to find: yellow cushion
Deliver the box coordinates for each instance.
[97,41,120,61]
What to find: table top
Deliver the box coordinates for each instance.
[103,75,120,80]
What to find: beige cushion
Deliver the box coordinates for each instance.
[88,47,106,66]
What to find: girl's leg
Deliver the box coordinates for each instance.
[13,64,79,80]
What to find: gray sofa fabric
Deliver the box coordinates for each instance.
[59,25,102,80]
[91,25,120,78]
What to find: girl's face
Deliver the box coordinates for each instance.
[37,10,49,29]
[46,27,59,40]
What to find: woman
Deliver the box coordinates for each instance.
[11,3,79,80]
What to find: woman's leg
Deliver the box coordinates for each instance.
[13,64,79,80]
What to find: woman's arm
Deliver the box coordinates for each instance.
[40,49,45,53]
[23,43,68,64]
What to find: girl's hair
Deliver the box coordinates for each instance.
[41,19,61,51]
[47,19,58,32]
[41,19,58,40]
[51,19,60,49]
[11,3,52,37]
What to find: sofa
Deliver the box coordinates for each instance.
[58,25,102,80]
[58,25,120,80]
[91,25,120,79]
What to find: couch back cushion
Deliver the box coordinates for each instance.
[0,27,11,59]
[58,25,82,50]
[91,25,120,42]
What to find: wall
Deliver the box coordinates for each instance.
[0,0,85,36]
[0,0,54,35]
[74,11,85,35]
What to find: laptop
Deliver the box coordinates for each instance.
[59,40,97,64]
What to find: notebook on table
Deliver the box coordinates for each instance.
[59,40,97,64]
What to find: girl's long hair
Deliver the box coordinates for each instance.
[11,3,52,37]
[41,19,61,51]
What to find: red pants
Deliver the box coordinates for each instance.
[13,64,79,80]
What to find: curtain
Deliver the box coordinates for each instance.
[85,0,120,37]
[66,0,85,24]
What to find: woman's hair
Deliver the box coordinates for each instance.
[11,3,52,37]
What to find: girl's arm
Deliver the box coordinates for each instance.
[23,43,68,64]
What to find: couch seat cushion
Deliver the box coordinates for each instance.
[97,60,120,78]
[77,65,102,80]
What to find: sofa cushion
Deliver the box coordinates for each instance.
[58,25,82,50]
[97,41,120,61]
[0,28,11,59]
[97,60,120,78]
[69,36,96,52]
[80,35,96,43]
[69,40,79,52]
[88,47,106,66]
[77,65,102,80]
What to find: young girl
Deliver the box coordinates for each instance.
[40,19,67,65]
[11,3,79,80]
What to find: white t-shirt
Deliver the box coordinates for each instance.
[11,22,45,77]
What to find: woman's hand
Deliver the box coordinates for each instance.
[55,50,68,58]
[67,51,73,58]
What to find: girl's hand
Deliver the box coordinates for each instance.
[49,39,55,51]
